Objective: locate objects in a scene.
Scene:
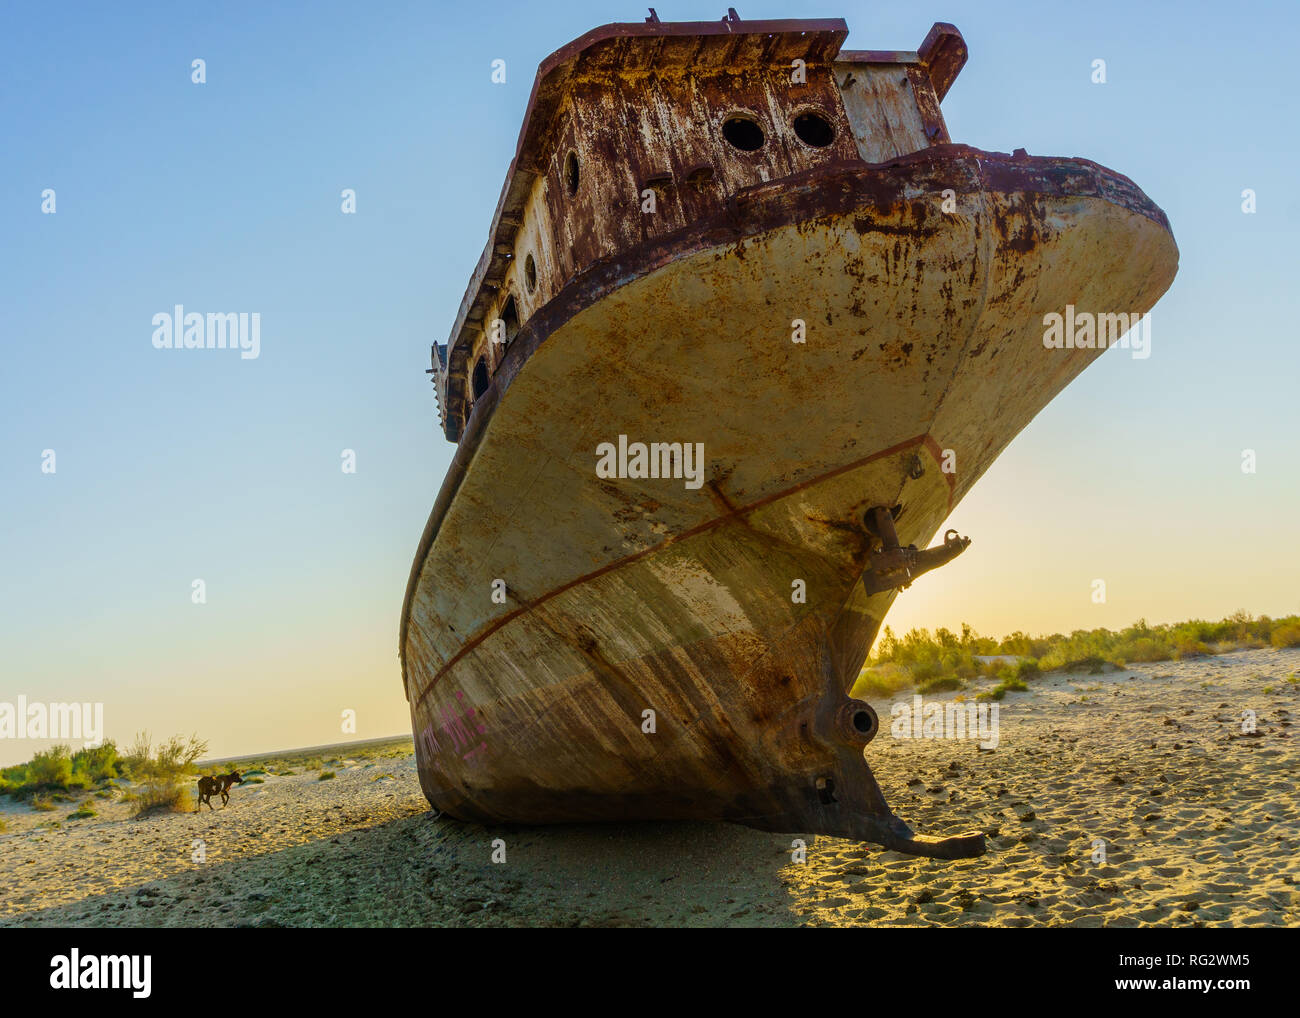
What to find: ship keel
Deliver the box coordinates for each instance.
[732,614,987,859]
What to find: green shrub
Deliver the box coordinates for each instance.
[911,660,941,683]
[917,675,964,694]
[851,663,913,699]
[1271,624,1300,649]
[1120,637,1173,663]
[31,793,55,811]
[26,745,73,788]
[71,741,118,782]
[69,804,97,820]
[318,770,336,781]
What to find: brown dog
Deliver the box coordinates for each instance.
[196,771,242,811]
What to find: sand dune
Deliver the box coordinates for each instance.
[2,647,1296,927]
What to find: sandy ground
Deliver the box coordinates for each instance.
[2,647,1297,927]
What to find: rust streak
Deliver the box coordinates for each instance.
[416,432,938,707]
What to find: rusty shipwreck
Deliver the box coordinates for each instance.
[399,13,1178,858]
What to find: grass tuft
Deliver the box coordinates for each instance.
[976,677,1029,701]
[917,675,964,694]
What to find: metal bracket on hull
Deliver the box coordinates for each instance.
[861,506,970,595]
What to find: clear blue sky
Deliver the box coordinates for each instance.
[2,0,1297,764]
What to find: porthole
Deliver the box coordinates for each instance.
[564,150,580,196]
[722,115,765,151]
[524,253,537,294]
[792,110,835,148]
[500,295,519,344]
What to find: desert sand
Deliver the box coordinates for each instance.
[2,647,1296,927]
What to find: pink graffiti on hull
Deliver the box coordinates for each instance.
[420,690,487,768]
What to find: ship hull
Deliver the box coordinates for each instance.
[400,146,1178,855]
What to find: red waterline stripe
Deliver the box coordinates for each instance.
[415,432,954,708]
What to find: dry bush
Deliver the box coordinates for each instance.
[125,731,207,818]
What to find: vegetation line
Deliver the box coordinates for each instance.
[1,732,206,815]
[853,610,1300,702]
